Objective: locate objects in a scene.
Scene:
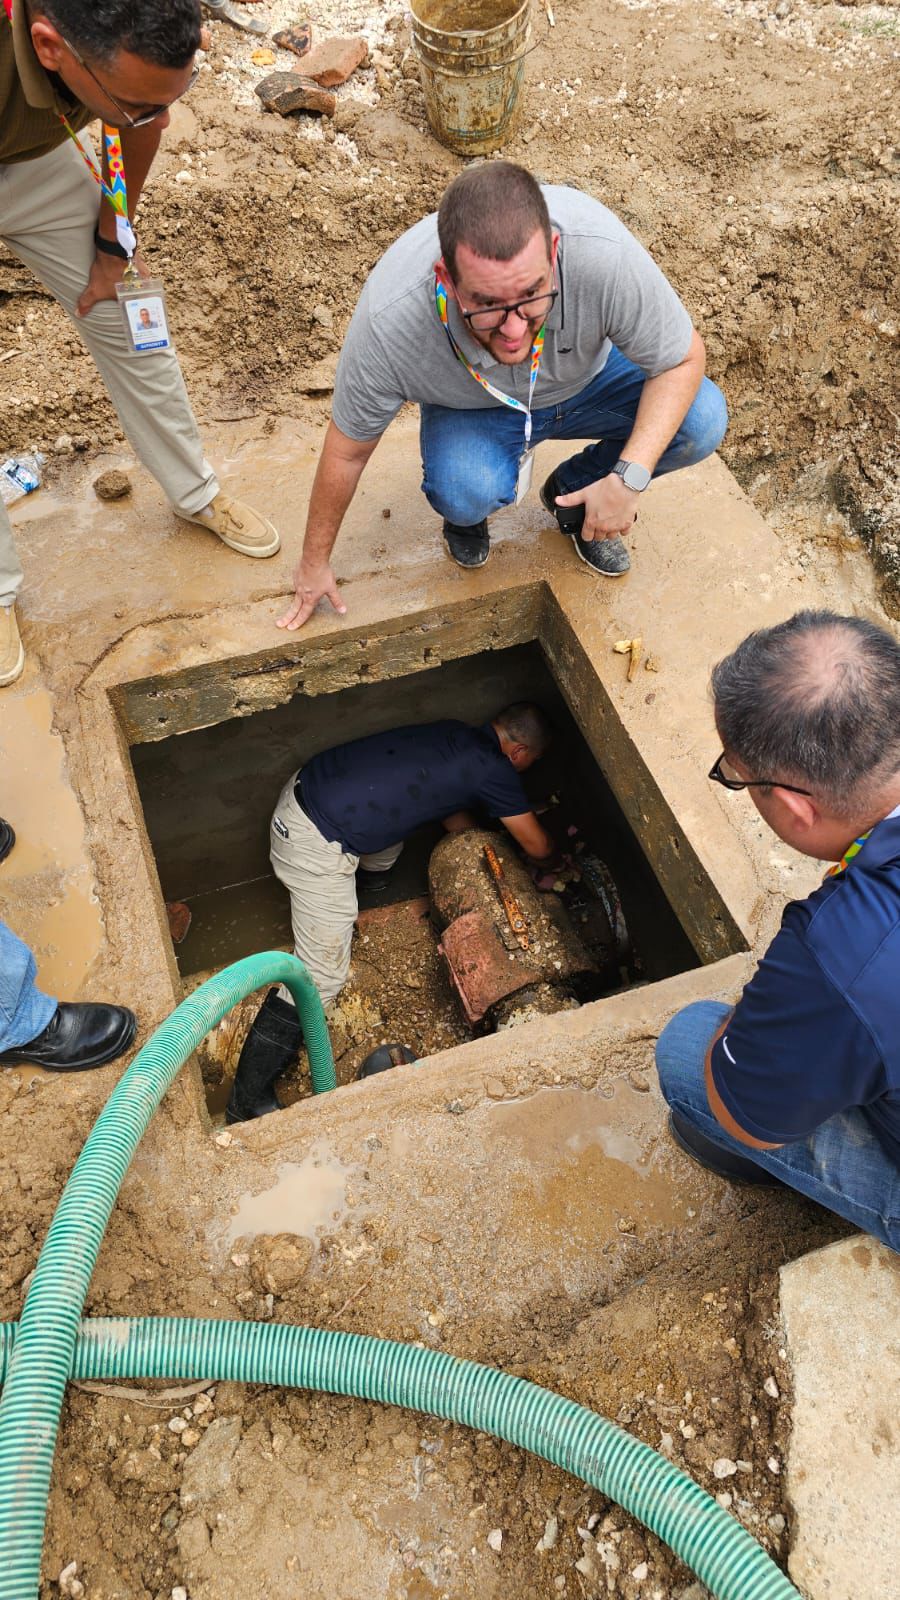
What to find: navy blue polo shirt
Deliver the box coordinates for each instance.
[300,719,530,857]
[711,811,900,1162]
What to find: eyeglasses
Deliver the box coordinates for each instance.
[708,752,811,797]
[63,37,199,128]
[460,288,559,333]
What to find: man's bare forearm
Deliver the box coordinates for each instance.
[622,329,706,472]
[302,421,380,567]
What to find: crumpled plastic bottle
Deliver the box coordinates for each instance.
[0,452,44,506]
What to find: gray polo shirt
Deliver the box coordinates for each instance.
[332,185,694,442]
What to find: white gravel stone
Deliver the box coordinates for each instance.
[713,1457,737,1479]
[764,1376,780,1399]
[487,1528,503,1552]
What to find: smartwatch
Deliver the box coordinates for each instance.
[93,226,130,260]
[611,459,652,493]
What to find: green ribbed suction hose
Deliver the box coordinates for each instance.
[0,953,334,1600]
[0,1315,802,1600]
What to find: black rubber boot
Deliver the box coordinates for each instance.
[668,1110,785,1187]
[358,1042,419,1079]
[226,988,304,1123]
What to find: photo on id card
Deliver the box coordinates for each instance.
[117,277,172,356]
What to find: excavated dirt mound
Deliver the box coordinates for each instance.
[1,0,897,601]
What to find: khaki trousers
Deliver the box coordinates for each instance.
[0,137,218,605]
[270,772,403,1008]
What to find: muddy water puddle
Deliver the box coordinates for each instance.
[486,1081,692,1248]
[223,1144,362,1244]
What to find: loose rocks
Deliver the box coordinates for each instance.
[273,21,312,56]
[248,1232,315,1295]
[300,35,368,87]
[93,468,131,501]
[255,72,336,116]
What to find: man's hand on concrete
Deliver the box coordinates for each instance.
[76,248,151,318]
[554,473,641,540]
[277,559,347,630]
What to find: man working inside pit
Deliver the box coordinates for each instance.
[277,161,727,630]
[227,702,555,1122]
[656,611,900,1252]
[0,0,281,689]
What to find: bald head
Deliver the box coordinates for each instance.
[711,611,900,817]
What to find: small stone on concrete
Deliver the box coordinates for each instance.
[255,71,336,116]
[487,1527,503,1552]
[763,1375,780,1399]
[301,35,368,87]
[93,468,131,501]
[712,1457,737,1478]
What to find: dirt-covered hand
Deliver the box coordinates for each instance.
[277,559,347,630]
[76,248,151,318]
[554,473,640,540]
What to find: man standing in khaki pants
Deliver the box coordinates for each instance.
[0,0,280,686]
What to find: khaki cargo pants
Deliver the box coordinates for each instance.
[0,137,217,605]
[270,772,403,1008]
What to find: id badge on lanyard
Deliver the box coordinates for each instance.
[515,447,535,504]
[59,117,173,355]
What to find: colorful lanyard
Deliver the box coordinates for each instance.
[825,829,873,879]
[59,117,136,258]
[434,276,546,448]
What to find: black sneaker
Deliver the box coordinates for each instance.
[668,1111,785,1187]
[0,818,15,865]
[540,470,631,578]
[443,519,490,568]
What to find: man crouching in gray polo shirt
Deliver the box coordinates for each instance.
[278,162,727,629]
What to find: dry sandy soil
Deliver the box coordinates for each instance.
[0,0,897,1596]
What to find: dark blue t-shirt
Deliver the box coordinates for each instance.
[300,719,530,856]
[711,812,900,1162]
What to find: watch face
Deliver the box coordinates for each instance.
[620,460,652,492]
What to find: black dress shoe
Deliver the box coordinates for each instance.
[358,1043,419,1079]
[0,1001,137,1072]
[668,1110,785,1186]
[0,817,15,864]
[443,519,490,568]
[539,470,631,577]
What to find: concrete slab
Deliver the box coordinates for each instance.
[780,1237,900,1600]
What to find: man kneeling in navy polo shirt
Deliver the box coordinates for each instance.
[656,610,900,1251]
[227,703,555,1122]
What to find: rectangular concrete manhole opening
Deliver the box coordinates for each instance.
[122,605,745,1112]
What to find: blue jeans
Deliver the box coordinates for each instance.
[0,919,56,1052]
[420,346,728,526]
[656,1000,900,1252]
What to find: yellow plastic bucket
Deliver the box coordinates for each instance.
[410,0,532,156]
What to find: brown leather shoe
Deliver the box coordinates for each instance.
[0,604,24,687]
[181,492,280,558]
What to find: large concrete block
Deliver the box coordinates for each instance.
[780,1236,900,1599]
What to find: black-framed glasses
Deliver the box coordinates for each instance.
[460,288,559,333]
[64,36,199,128]
[708,752,811,797]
